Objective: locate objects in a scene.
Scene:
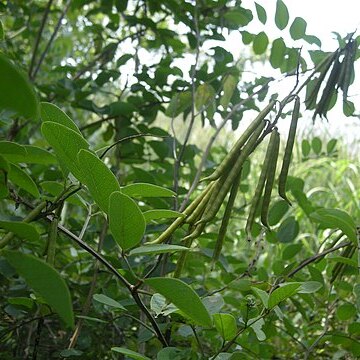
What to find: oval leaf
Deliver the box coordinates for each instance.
[255,2,267,24]
[129,244,189,256]
[298,281,323,294]
[77,149,121,213]
[41,122,89,182]
[41,102,82,134]
[122,183,175,198]
[145,277,212,327]
[253,31,269,55]
[290,17,307,40]
[268,283,301,309]
[109,191,145,251]
[0,221,40,243]
[8,163,39,198]
[0,53,39,120]
[275,0,289,30]
[213,313,237,341]
[4,251,74,328]
[0,141,26,157]
[310,208,356,243]
[270,38,286,69]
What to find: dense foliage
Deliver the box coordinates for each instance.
[0,1,359,359]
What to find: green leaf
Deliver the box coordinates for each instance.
[268,283,301,309]
[3,145,56,165]
[111,347,151,360]
[354,284,360,312]
[343,99,355,117]
[165,91,192,117]
[109,191,145,251]
[77,149,121,213]
[122,183,175,198]
[310,208,356,243]
[301,139,311,157]
[8,163,39,198]
[298,281,323,294]
[41,122,89,182]
[4,251,74,328]
[93,294,126,311]
[311,137,322,154]
[0,141,26,157]
[41,102,82,135]
[336,303,357,321]
[326,139,337,154]
[290,17,307,40]
[0,221,40,243]
[270,38,286,69]
[255,2,267,24]
[145,277,212,327]
[129,244,189,256]
[213,313,237,341]
[282,243,302,260]
[0,53,39,120]
[253,31,269,55]
[0,20,4,41]
[304,35,321,47]
[275,0,289,30]
[143,210,184,222]
[157,347,184,360]
[220,75,238,108]
[223,8,253,27]
[195,83,216,112]
[268,200,289,226]
[252,287,269,308]
[276,217,299,243]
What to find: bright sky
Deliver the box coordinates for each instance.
[238,0,360,154]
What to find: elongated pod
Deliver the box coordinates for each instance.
[201,100,276,183]
[197,120,266,225]
[278,97,300,204]
[211,170,242,268]
[185,182,216,224]
[261,129,280,228]
[246,128,279,240]
[146,182,213,244]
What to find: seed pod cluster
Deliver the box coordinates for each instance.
[305,37,358,119]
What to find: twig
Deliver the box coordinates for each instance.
[31,0,72,80]
[29,0,53,77]
[286,241,351,278]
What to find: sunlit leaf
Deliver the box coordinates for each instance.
[213,313,237,341]
[129,244,189,256]
[143,210,184,222]
[93,294,126,311]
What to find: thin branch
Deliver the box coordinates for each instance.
[31,0,72,80]
[29,0,53,76]
[286,241,351,278]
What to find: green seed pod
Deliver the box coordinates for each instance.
[261,129,280,228]
[278,97,300,205]
[246,128,279,240]
[201,100,275,183]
